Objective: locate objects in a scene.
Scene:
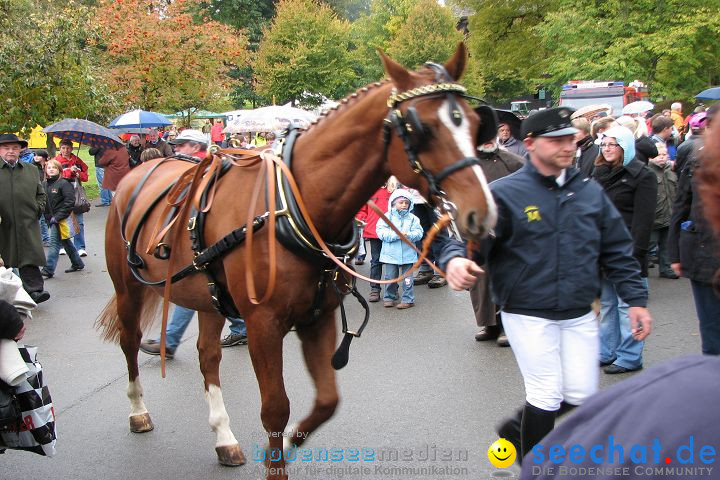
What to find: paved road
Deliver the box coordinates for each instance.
[0,206,702,480]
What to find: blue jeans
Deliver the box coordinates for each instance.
[96,167,112,205]
[39,217,50,244]
[73,213,85,251]
[157,305,246,350]
[599,278,644,369]
[383,263,414,304]
[690,280,720,355]
[44,224,84,275]
[368,238,383,292]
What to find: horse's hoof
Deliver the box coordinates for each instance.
[129,413,154,433]
[216,444,246,467]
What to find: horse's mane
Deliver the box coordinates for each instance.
[301,79,391,134]
[699,125,720,235]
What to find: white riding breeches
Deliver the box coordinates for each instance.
[502,310,599,411]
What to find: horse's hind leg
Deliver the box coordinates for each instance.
[117,287,155,433]
[197,311,246,467]
[285,312,339,449]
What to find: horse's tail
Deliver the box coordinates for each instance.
[95,289,162,344]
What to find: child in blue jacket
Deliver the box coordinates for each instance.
[376,188,424,309]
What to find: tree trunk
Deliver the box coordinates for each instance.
[46,134,56,158]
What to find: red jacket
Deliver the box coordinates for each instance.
[210,123,225,143]
[53,153,89,182]
[355,187,391,239]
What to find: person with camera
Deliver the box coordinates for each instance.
[52,139,89,257]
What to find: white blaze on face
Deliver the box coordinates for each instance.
[437,100,498,230]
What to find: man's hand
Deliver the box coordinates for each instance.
[629,306,652,341]
[671,262,682,277]
[446,257,483,290]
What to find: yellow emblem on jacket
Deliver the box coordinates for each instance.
[524,205,541,222]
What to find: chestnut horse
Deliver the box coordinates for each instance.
[96,44,495,479]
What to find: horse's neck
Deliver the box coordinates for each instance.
[291,92,391,240]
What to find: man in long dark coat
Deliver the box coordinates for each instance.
[0,134,49,303]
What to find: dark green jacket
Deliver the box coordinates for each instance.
[0,161,46,267]
[649,162,677,229]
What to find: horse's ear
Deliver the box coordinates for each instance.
[443,43,468,81]
[378,49,412,90]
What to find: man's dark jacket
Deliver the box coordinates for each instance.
[477,148,524,183]
[436,161,647,320]
[0,161,46,267]
[575,135,599,178]
[667,157,720,284]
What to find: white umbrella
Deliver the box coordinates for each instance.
[622,100,654,115]
[224,104,317,133]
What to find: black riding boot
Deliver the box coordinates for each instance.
[521,402,556,459]
[497,401,576,465]
[496,407,523,464]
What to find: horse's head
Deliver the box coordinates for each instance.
[380,43,497,240]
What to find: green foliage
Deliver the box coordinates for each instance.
[535,0,720,103]
[348,0,414,85]
[196,0,275,47]
[0,0,118,135]
[255,0,357,107]
[322,0,371,21]
[459,0,559,102]
[386,0,464,70]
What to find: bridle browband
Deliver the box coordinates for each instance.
[383,62,481,204]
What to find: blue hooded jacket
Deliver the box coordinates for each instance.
[376,188,424,265]
[602,126,636,166]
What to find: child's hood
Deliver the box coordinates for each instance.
[388,188,415,215]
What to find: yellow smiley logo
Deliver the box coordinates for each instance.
[488,438,517,468]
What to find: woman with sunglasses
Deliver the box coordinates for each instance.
[593,126,657,374]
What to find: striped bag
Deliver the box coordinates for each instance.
[0,345,56,456]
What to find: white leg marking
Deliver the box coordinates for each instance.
[206,384,238,447]
[127,378,149,417]
[438,101,498,230]
[283,422,300,451]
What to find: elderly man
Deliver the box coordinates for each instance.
[670,102,684,132]
[436,108,652,463]
[0,134,50,304]
[139,130,248,357]
[145,129,173,157]
[497,122,528,158]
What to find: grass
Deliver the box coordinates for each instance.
[74,146,100,200]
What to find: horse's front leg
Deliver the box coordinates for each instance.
[197,311,246,467]
[285,311,339,449]
[246,309,291,480]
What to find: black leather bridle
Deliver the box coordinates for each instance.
[382,62,481,201]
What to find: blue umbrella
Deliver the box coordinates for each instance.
[695,87,720,101]
[43,118,125,149]
[108,109,172,129]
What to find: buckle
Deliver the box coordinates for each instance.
[187,216,196,230]
[193,255,206,270]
